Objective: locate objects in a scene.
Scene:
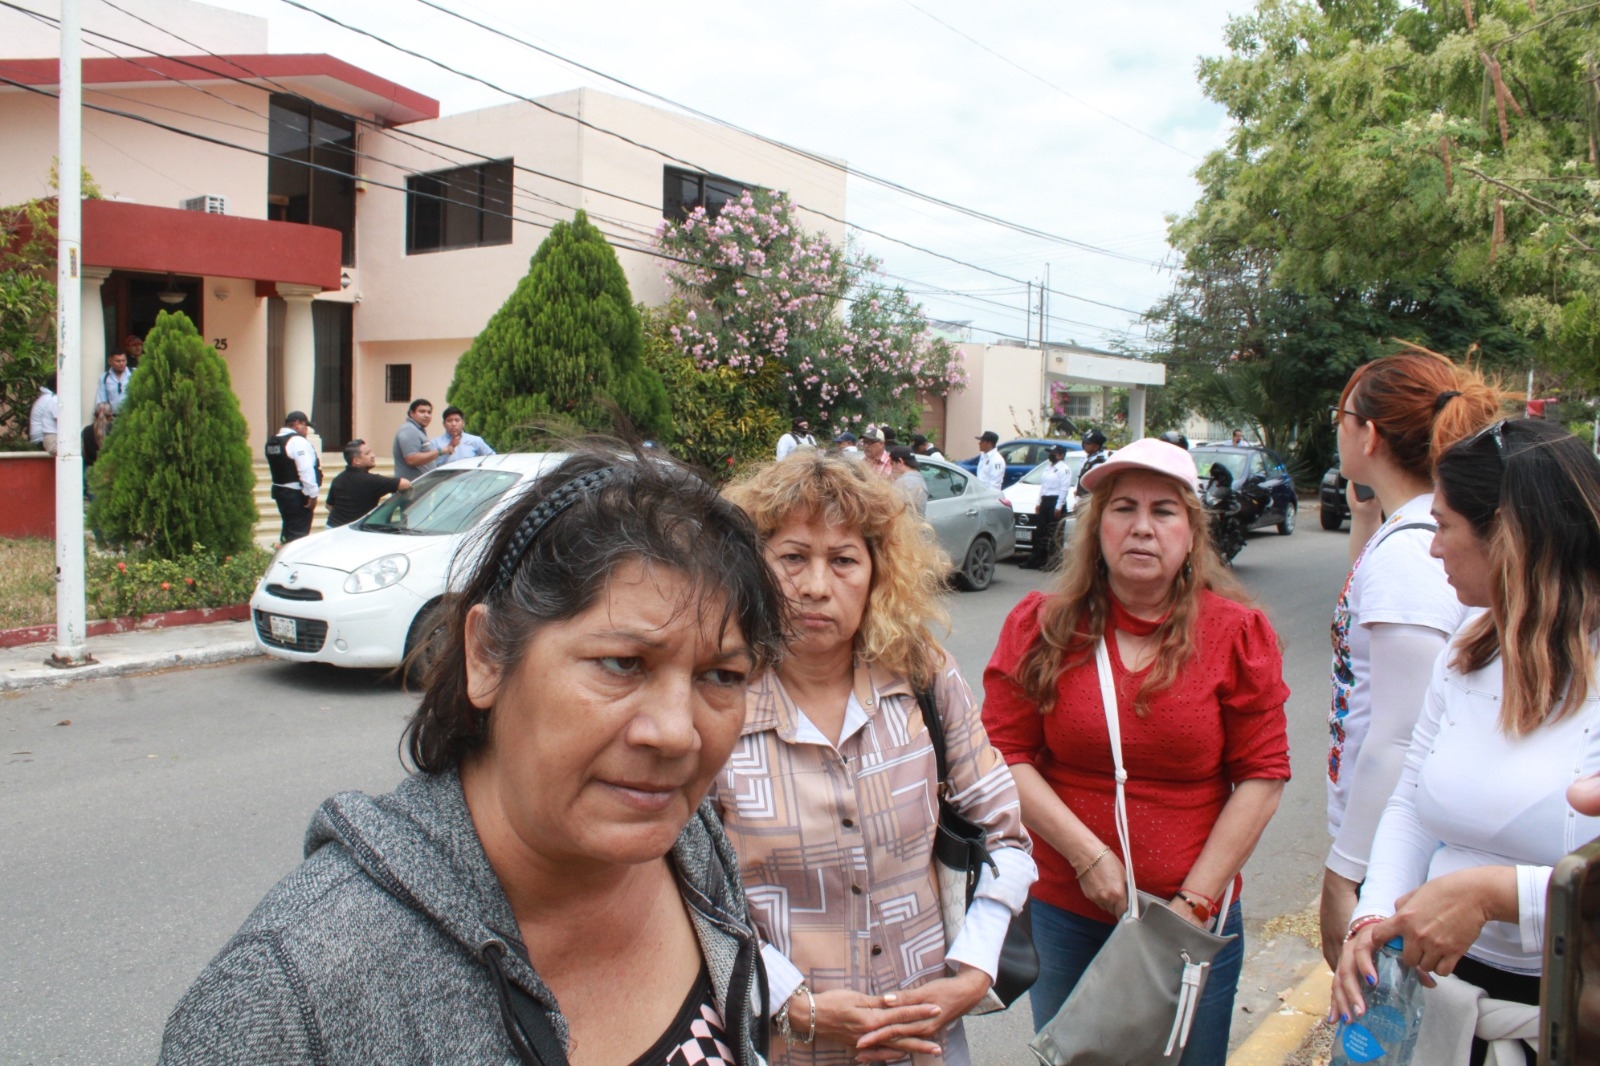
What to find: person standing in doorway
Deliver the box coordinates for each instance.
[96,350,135,415]
[430,406,495,466]
[266,411,322,543]
[393,399,452,480]
[975,430,1004,491]
[1022,444,1072,570]
[119,334,144,369]
[326,440,411,528]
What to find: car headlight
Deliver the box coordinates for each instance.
[344,554,410,594]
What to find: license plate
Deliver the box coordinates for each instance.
[269,615,297,643]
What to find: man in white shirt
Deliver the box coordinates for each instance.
[1022,444,1073,570]
[430,406,496,466]
[832,430,861,458]
[974,430,1004,491]
[775,418,816,461]
[95,351,135,414]
[264,411,323,542]
[910,434,943,461]
[29,374,58,455]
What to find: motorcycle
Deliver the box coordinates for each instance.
[1204,462,1255,564]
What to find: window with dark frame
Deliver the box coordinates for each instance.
[267,94,358,266]
[662,165,749,221]
[385,364,412,404]
[406,160,514,254]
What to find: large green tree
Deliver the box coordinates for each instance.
[448,210,668,447]
[1183,0,1600,387]
[88,311,256,557]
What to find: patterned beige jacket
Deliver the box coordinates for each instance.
[711,653,1033,1066]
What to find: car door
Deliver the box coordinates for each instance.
[998,442,1037,487]
[922,462,980,564]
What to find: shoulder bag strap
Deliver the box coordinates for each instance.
[1094,637,1141,917]
[916,685,950,787]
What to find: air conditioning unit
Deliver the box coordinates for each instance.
[180,194,228,215]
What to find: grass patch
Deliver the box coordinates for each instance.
[0,537,56,629]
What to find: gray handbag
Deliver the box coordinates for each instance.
[1029,638,1237,1066]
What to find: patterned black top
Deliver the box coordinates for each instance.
[628,966,733,1066]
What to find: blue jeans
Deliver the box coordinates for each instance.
[1028,896,1245,1066]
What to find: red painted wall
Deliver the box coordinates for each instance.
[0,453,55,539]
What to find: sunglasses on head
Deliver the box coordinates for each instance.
[1468,418,1510,463]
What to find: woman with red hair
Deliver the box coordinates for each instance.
[1319,347,1502,967]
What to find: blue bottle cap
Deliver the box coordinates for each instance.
[1385,936,1403,951]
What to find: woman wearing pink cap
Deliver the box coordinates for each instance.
[982,437,1291,1065]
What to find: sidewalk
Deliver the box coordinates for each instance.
[0,618,260,691]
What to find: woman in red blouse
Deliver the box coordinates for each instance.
[982,437,1291,1066]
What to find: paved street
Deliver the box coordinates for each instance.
[1,523,1351,1064]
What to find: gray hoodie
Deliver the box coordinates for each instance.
[159,770,768,1065]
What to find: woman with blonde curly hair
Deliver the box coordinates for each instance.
[982,437,1290,1065]
[714,451,1036,1066]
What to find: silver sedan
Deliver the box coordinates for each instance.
[916,455,1018,591]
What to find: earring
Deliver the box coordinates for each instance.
[1182,557,1193,582]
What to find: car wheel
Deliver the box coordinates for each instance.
[403,599,447,689]
[1277,499,1297,536]
[1320,503,1343,531]
[957,536,997,591]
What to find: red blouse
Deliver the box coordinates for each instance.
[982,589,1291,923]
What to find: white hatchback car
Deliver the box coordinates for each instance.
[250,453,563,675]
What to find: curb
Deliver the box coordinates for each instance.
[1228,960,1332,1065]
[0,604,252,648]
[0,641,262,692]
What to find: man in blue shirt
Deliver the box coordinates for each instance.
[430,406,495,465]
[95,350,135,414]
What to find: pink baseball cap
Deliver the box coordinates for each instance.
[1078,437,1200,494]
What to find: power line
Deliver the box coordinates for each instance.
[404,0,1165,266]
[275,0,1152,314]
[895,0,1200,161]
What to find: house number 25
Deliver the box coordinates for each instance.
[212,338,228,351]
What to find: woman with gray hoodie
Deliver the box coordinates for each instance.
[159,446,789,1065]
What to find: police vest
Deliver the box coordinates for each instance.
[264,434,301,486]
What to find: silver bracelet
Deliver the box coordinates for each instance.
[774,996,794,1044]
[794,983,816,1045]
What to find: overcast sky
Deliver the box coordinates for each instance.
[103,0,1254,350]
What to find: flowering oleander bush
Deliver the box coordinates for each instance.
[655,189,964,434]
[87,544,273,620]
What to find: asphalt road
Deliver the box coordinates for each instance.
[0,522,1352,1064]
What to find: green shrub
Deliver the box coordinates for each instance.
[448,210,669,448]
[87,544,272,620]
[88,310,256,557]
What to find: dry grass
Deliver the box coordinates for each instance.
[0,537,55,629]
[1287,1020,1335,1066]
[1262,900,1323,948]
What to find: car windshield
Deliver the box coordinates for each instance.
[356,469,523,536]
[1191,450,1247,483]
[1019,454,1087,484]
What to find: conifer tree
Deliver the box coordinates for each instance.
[89,310,256,557]
[448,210,668,446]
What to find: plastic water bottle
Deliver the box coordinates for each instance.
[1331,938,1426,1065]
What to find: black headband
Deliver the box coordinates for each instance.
[495,467,618,590]
[1434,390,1462,412]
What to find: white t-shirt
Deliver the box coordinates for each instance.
[975,449,1004,490]
[1039,460,1073,500]
[776,432,815,460]
[1357,650,1600,973]
[1327,494,1466,840]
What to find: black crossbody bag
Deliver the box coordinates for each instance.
[916,686,1040,1010]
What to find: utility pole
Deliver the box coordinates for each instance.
[53,0,89,667]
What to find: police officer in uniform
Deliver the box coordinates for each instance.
[265,411,322,543]
[1075,428,1113,505]
[1022,443,1073,570]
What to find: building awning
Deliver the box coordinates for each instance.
[0,53,438,125]
[83,199,341,291]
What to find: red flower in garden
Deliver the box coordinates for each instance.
[185,577,196,586]
[160,582,171,591]
[116,562,126,572]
